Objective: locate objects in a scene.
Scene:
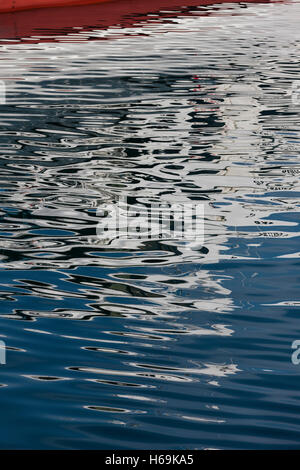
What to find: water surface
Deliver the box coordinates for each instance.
[0,0,300,449]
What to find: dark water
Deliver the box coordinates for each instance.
[0,0,300,449]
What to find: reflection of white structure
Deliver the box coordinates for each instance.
[80,81,299,264]
[211,83,263,157]
[187,82,299,261]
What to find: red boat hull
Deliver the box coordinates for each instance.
[0,0,270,43]
[1,0,110,13]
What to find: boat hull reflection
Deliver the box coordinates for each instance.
[0,0,270,42]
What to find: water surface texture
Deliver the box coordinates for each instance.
[0,0,300,449]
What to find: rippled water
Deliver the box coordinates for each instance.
[0,0,300,449]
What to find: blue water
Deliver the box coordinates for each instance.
[0,0,300,449]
